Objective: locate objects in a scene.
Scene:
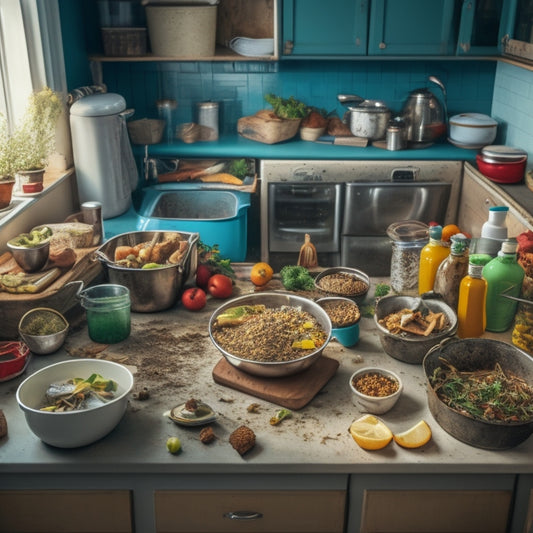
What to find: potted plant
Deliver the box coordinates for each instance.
[11,86,63,194]
[0,113,16,208]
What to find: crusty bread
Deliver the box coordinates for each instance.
[33,223,94,249]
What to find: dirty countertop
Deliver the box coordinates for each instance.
[1,276,533,477]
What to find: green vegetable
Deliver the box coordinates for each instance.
[166,437,182,454]
[270,408,292,426]
[280,265,315,291]
[9,226,52,248]
[142,262,164,269]
[264,94,308,119]
[228,159,249,180]
[197,242,235,280]
[374,283,391,298]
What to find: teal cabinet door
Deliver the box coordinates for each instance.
[457,0,515,55]
[368,0,457,55]
[282,0,369,57]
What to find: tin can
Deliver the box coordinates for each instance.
[81,201,104,246]
[197,101,219,141]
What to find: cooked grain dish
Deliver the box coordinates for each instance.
[319,299,360,328]
[317,273,368,296]
[212,305,327,362]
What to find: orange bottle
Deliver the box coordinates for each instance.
[418,225,450,294]
[457,260,488,338]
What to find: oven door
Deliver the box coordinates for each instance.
[268,183,343,253]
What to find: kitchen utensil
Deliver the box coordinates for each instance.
[209,292,332,378]
[317,296,361,347]
[337,94,391,140]
[95,230,199,312]
[423,337,533,449]
[16,358,134,448]
[7,238,50,273]
[349,367,403,415]
[386,118,407,150]
[476,153,527,183]
[314,266,370,303]
[374,295,458,364]
[401,76,447,143]
[18,308,69,355]
[0,341,30,381]
[448,113,497,147]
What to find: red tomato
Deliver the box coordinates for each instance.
[181,287,207,311]
[207,274,233,299]
[196,264,212,289]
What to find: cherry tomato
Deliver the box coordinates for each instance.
[181,287,207,311]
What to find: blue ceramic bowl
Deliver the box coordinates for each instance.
[332,322,360,348]
[317,297,361,348]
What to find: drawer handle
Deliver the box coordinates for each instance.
[224,511,263,520]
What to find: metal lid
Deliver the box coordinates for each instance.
[449,113,497,127]
[70,93,127,117]
[481,145,527,161]
[387,220,429,242]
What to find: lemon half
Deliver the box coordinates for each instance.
[349,414,393,450]
[393,420,432,449]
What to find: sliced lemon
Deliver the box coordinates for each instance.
[393,420,432,449]
[349,414,393,451]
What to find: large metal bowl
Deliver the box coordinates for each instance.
[423,338,533,450]
[96,230,198,312]
[374,295,457,364]
[209,292,332,378]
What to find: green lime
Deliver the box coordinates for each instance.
[166,437,181,454]
[142,262,163,269]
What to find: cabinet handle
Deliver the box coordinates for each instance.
[224,511,263,520]
[379,42,386,49]
[283,40,294,55]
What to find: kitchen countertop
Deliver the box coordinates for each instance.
[1,277,533,477]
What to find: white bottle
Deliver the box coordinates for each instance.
[477,206,509,256]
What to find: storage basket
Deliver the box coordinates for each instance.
[127,118,165,145]
[101,27,147,56]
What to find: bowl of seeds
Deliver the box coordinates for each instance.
[349,367,403,414]
[317,297,361,347]
[18,307,69,355]
[314,267,369,303]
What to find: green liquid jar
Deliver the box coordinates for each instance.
[80,284,131,344]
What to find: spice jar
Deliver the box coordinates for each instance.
[387,220,429,296]
[80,284,131,344]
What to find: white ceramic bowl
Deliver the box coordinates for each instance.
[349,367,403,415]
[449,113,497,147]
[16,359,134,448]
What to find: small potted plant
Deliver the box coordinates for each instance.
[11,86,63,194]
[0,113,16,208]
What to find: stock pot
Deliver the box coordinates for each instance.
[337,94,391,140]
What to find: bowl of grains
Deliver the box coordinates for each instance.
[349,367,403,414]
[317,297,361,348]
[374,295,457,364]
[314,267,370,303]
[209,292,332,377]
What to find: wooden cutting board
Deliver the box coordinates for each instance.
[212,356,339,410]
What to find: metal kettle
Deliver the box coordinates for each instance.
[401,76,448,143]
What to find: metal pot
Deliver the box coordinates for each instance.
[337,94,391,140]
[401,76,448,143]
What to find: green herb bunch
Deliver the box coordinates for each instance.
[264,93,308,119]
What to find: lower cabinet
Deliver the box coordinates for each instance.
[0,490,133,533]
[154,490,346,533]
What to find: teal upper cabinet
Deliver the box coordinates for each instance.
[456,0,515,55]
[367,0,457,55]
[282,0,369,56]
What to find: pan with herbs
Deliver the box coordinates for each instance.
[423,338,533,449]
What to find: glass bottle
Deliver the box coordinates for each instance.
[418,225,450,294]
[433,233,469,310]
[457,258,488,338]
[483,239,525,332]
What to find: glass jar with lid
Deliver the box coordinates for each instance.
[387,220,429,296]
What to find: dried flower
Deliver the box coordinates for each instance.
[0,114,16,179]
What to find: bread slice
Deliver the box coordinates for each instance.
[33,223,95,248]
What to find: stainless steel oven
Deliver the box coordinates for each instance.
[260,160,462,274]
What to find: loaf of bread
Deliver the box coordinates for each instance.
[33,223,94,248]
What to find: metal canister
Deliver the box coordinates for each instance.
[81,201,104,245]
[386,118,407,151]
[197,101,219,141]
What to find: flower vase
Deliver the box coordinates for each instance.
[16,168,45,194]
[0,178,15,209]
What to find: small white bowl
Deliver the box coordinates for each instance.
[349,367,402,414]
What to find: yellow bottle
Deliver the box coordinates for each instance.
[457,261,487,338]
[418,225,450,294]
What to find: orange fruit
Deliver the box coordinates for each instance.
[393,420,432,449]
[250,262,274,287]
[441,224,461,242]
[349,414,393,451]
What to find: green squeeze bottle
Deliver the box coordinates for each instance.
[483,239,525,332]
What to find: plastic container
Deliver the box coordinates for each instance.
[483,240,525,332]
[457,258,488,338]
[80,284,131,344]
[418,225,450,295]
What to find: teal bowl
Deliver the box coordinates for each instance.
[332,322,360,347]
[317,297,361,348]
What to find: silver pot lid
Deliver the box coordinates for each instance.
[481,145,527,161]
[387,220,429,242]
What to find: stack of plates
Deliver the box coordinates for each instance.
[229,37,274,57]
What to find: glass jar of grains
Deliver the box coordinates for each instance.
[387,220,429,296]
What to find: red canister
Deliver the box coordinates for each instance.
[476,145,528,184]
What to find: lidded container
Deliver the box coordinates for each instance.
[474,205,509,256]
[387,220,429,296]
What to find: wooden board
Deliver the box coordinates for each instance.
[212,356,339,410]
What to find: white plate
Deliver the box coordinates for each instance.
[229,37,274,57]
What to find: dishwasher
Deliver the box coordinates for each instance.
[260,160,462,275]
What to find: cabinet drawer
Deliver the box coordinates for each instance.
[155,490,346,533]
[0,490,133,533]
[359,489,512,533]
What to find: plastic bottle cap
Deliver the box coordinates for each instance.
[428,225,443,240]
[500,240,518,254]
[489,206,509,212]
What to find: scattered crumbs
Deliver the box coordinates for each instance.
[352,354,364,364]
[321,435,339,445]
[219,397,235,403]
[247,403,261,413]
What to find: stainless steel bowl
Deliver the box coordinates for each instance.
[95,230,199,312]
[374,295,457,364]
[209,292,332,378]
[7,239,50,272]
[18,307,69,355]
[314,266,370,304]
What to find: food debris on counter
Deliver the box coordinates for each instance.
[229,425,256,456]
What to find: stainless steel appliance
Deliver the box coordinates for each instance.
[260,160,462,275]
